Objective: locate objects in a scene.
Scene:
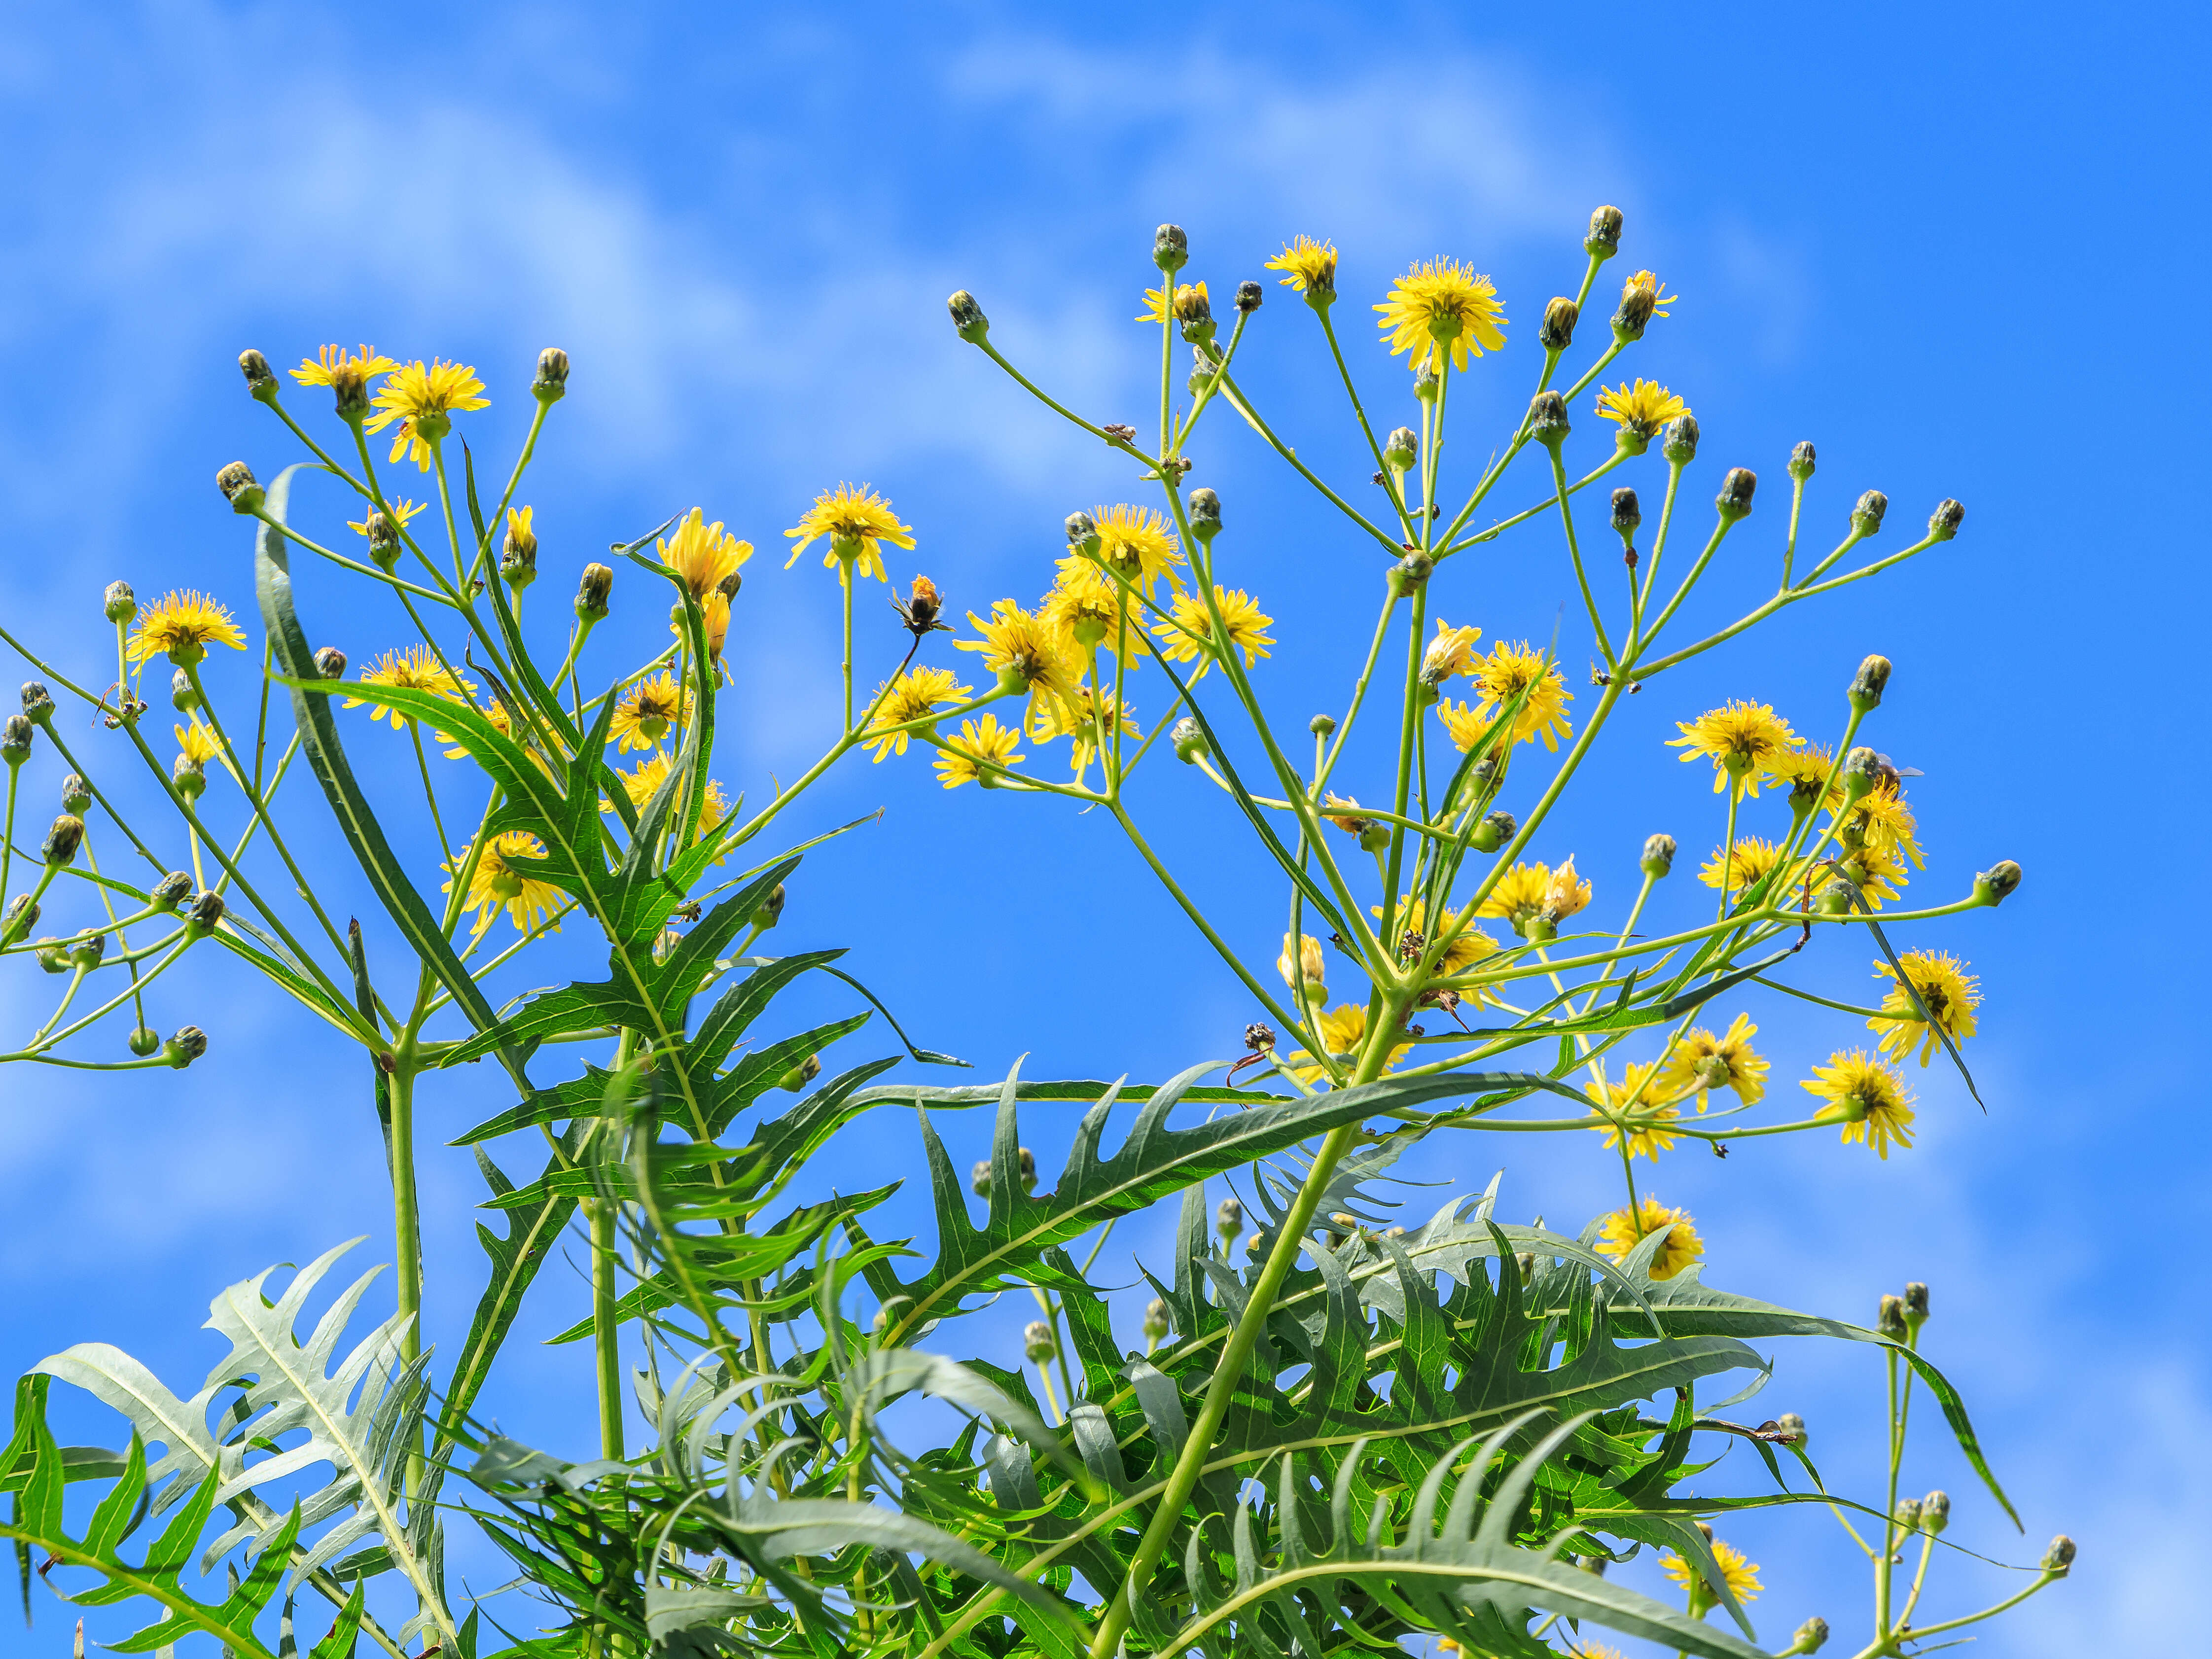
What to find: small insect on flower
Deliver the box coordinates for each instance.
[610,673,690,753]
[447,830,564,936]
[364,359,490,471]
[1868,951,1980,1066]
[657,508,752,603]
[344,647,475,729]
[1595,1197,1704,1280]
[1803,1050,1918,1158]
[126,591,247,669]
[1152,586,1275,668]
[1669,700,1801,795]
[1266,235,1338,300]
[863,664,973,760]
[784,484,915,586]
[1594,379,1690,446]
[1375,258,1508,372]
[1657,1013,1771,1108]
[892,574,951,638]
[932,712,1024,789]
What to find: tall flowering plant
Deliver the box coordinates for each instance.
[0,207,2070,1659]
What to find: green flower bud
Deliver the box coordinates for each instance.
[1383,426,1418,470]
[1877,1293,1907,1339]
[1894,1497,1923,1532]
[752,882,786,931]
[315,646,348,679]
[1660,414,1699,465]
[164,1025,208,1068]
[1528,390,1571,449]
[127,1024,162,1058]
[1358,822,1391,855]
[1538,295,1579,352]
[22,681,55,727]
[1065,512,1102,558]
[1584,205,1624,260]
[1848,654,1891,712]
[169,668,198,712]
[1775,1412,1807,1448]
[947,290,989,343]
[151,871,193,911]
[1172,717,1209,763]
[970,1159,992,1198]
[216,461,264,515]
[575,562,613,622]
[1187,488,1222,541]
[1152,223,1188,274]
[1413,364,1441,402]
[1216,1197,1243,1239]
[187,890,226,937]
[1174,283,1215,345]
[1470,810,1516,853]
[1788,1615,1830,1654]
[238,349,278,402]
[1922,1490,1950,1535]
[1852,490,1888,537]
[1142,1297,1171,1340]
[69,930,104,971]
[104,580,137,624]
[2041,1535,2075,1575]
[1904,1281,1929,1319]
[2,713,32,765]
[1974,860,2023,906]
[1843,746,1883,804]
[1787,440,1817,481]
[1641,832,1677,878]
[501,515,539,591]
[42,814,84,867]
[1017,1146,1038,1191]
[778,1053,821,1092]
[361,510,403,571]
[1611,487,1641,537]
[1715,467,1757,523]
[1308,713,1336,737]
[2,894,37,946]
[1388,550,1433,597]
[174,750,206,800]
[36,938,70,974]
[1818,881,1853,916]
[1928,498,1965,541]
[60,774,91,814]
[1234,279,1262,314]
[1023,1319,1056,1363]
[532,347,570,405]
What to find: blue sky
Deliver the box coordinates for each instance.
[1,3,2205,1653]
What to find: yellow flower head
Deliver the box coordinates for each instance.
[862,664,972,760]
[346,497,426,540]
[658,508,753,602]
[784,484,914,586]
[1090,503,1183,598]
[1284,1002,1412,1085]
[1138,280,1208,324]
[1669,700,1800,795]
[1421,619,1483,686]
[1374,896,1496,977]
[933,712,1024,789]
[1764,743,1840,813]
[174,719,220,768]
[1266,235,1338,296]
[1375,258,1507,372]
[1278,932,1327,995]
[1835,838,1911,909]
[699,590,731,663]
[1035,683,1138,775]
[127,590,248,668]
[610,673,690,753]
[1662,1540,1760,1606]
[1697,837,1811,905]
[1657,1013,1770,1108]
[1153,586,1275,668]
[1594,379,1689,441]
[291,343,398,388]
[1041,557,1130,662]
[1869,951,1980,1067]
[344,646,473,728]
[1595,1197,1704,1280]
[1589,1061,1685,1161]
[365,359,490,470]
[1544,855,1592,921]
[958,600,1079,724]
[1472,641,1572,751]
[1476,858,1588,933]
[1435,699,1502,756]
[1834,784,1925,869]
[605,751,729,843]
[1803,1049,1917,1159]
[446,830,563,936]
[1619,268,1677,327]
[1321,795,1372,835]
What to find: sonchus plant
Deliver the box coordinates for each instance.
[0,209,2069,1659]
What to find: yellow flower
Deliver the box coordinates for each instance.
[1471,641,1572,751]
[126,591,247,668]
[1594,379,1689,440]
[862,664,972,760]
[604,751,729,838]
[1152,586,1275,667]
[1834,785,1924,869]
[1595,1197,1704,1280]
[446,831,563,936]
[1868,951,1980,1067]
[344,646,474,728]
[1763,743,1840,812]
[1544,856,1592,921]
[1035,684,1138,774]
[1373,897,1496,976]
[1374,258,1507,372]
[1669,701,1800,795]
[1265,236,1337,295]
[1420,618,1482,685]
[364,359,489,470]
[1662,1541,1760,1607]
[1137,280,1207,323]
[174,719,220,767]
[1321,794,1372,834]
[1041,557,1130,661]
[658,508,753,602]
[1803,1049,1917,1159]
[699,590,731,663]
[1278,932,1327,995]
[1435,699,1503,755]
[1657,1013,1770,1108]
[290,343,397,387]
[609,673,689,753]
[1699,836,1782,893]
[958,600,1079,727]
[1284,1003,1412,1084]
[1090,504,1183,598]
[1589,1061,1685,1161]
[1619,268,1677,326]
[784,484,914,586]
[1476,858,1587,933]
[440,696,536,763]
[1835,839,1910,909]
[933,713,1024,788]
[347,498,428,539]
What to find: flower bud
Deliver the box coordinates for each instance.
[1383,427,1418,470]
[1715,467,1757,523]
[151,871,193,911]
[1187,488,1222,541]
[501,513,539,590]
[1612,283,1656,342]
[1216,1197,1243,1239]
[239,350,280,403]
[1893,1497,1923,1532]
[1641,832,1677,878]
[1142,1298,1171,1340]
[1816,880,1852,916]
[174,750,206,800]
[1174,282,1214,344]
[104,580,137,624]
[1358,822,1391,855]
[187,889,226,937]
[69,930,104,971]
[216,461,264,515]
[2041,1535,2075,1575]
[355,509,400,570]
[752,882,786,931]
[164,1025,208,1067]
[778,1053,821,1092]
[1413,365,1441,402]
[1775,1412,1807,1448]
[1585,205,1624,260]
[1528,390,1570,449]
[1904,1280,1929,1320]
[1471,810,1517,853]
[1388,550,1433,596]
[1838,660,1890,720]
[1843,746,1883,804]
[1973,860,2022,907]
[1245,1022,1275,1054]
[35,939,69,973]
[1023,1319,1056,1363]
[1017,1146,1038,1192]
[574,562,614,623]
[1877,1293,1907,1338]
[946,290,989,343]
[2,713,32,765]
[164,668,196,712]
[1610,488,1641,537]
[60,774,91,814]
[1538,296,1579,352]
[1172,716,1209,763]
[1928,498,1965,541]
[1234,279,1263,314]
[532,347,570,405]
[1,894,37,945]
[127,1024,161,1058]
[1921,1490,1950,1535]
[1153,223,1188,274]
[1308,713,1336,737]
[1848,490,1889,540]
[1787,441,1817,481]
[1660,414,1699,465]
[1788,1615,1830,1654]
[42,814,84,866]
[22,682,55,726]
[970,1159,992,1198]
